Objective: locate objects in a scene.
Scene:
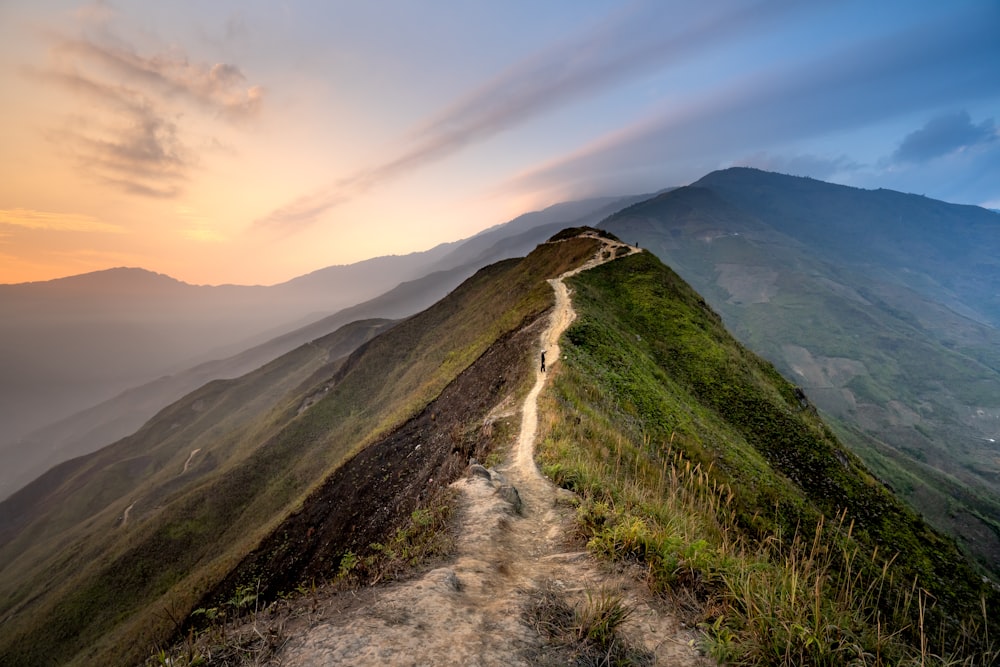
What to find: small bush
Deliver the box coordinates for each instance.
[523,584,652,666]
[575,588,634,648]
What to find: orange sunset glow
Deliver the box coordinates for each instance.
[1,1,997,286]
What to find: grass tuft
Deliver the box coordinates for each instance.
[524,584,652,667]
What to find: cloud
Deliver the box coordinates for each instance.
[0,209,126,233]
[866,115,1000,205]
[506,4,1000,197]
[76,109,188,197]
[32,77,191,198]
[255,0,800,231]
[404,0,793,157]
[73,0,116,26]
[32,19,264,198]
[52,36,265,121]
[891,111,996,164]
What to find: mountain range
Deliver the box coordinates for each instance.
[0,172,998,665]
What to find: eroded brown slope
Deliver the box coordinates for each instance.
[204,315,545,604]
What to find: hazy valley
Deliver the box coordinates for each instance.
[0,193,643,501]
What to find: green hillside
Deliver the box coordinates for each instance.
[0,235,601,666]
[539,249,997,664]
[602,169,1000,574]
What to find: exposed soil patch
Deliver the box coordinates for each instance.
[200,314,545,607]
[120,501,135,528]
[716,263,778,304]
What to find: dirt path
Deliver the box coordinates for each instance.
[181,448,201,474]
[121,502,135,528]
[278,235,709,666]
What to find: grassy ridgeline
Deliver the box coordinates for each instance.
[539,250,998,665]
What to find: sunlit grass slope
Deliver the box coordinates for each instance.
[0,235,601,667]
[0,318,391,664]
[602,169,1000,574]
[539,250,998,665]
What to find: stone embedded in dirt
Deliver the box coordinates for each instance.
[496,484,523,515]
[540,552,589,563]
[443,570,462,592]
[489,469,507,485]
[425,567,464,593]
[469,463,492,480]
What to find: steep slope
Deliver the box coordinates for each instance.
[0,318,394,553]
[601,168,1000,573]
[0,264,470,500]
[0,236,601,666]
[7,228,993,665]
[540,250,997,663]
[692,168,1000,326]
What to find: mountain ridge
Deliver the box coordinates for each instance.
[600,167,1000,573]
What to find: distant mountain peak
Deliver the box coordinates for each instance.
[22,267,194,297]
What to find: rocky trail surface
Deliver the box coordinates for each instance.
[275,234,710,666]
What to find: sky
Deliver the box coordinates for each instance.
[1,1,998,286]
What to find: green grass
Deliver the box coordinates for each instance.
[605,177,1000,574]
[538,251,998,665]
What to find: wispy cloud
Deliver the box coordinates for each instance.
[31,16,263,198]
[891,111,996,164]
[255,0,799,231]
[73,0,116,26]
[0,208,126,233]
[505,5,1000,196]
[52,36,264,121]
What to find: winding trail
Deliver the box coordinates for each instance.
[514,235,628,479]
[279,234,709,666]
[181,448,201,474]
[121,502,135,528]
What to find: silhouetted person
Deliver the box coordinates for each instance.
[541,350,546,373]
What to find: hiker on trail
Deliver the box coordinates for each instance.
[541,350,546,373]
